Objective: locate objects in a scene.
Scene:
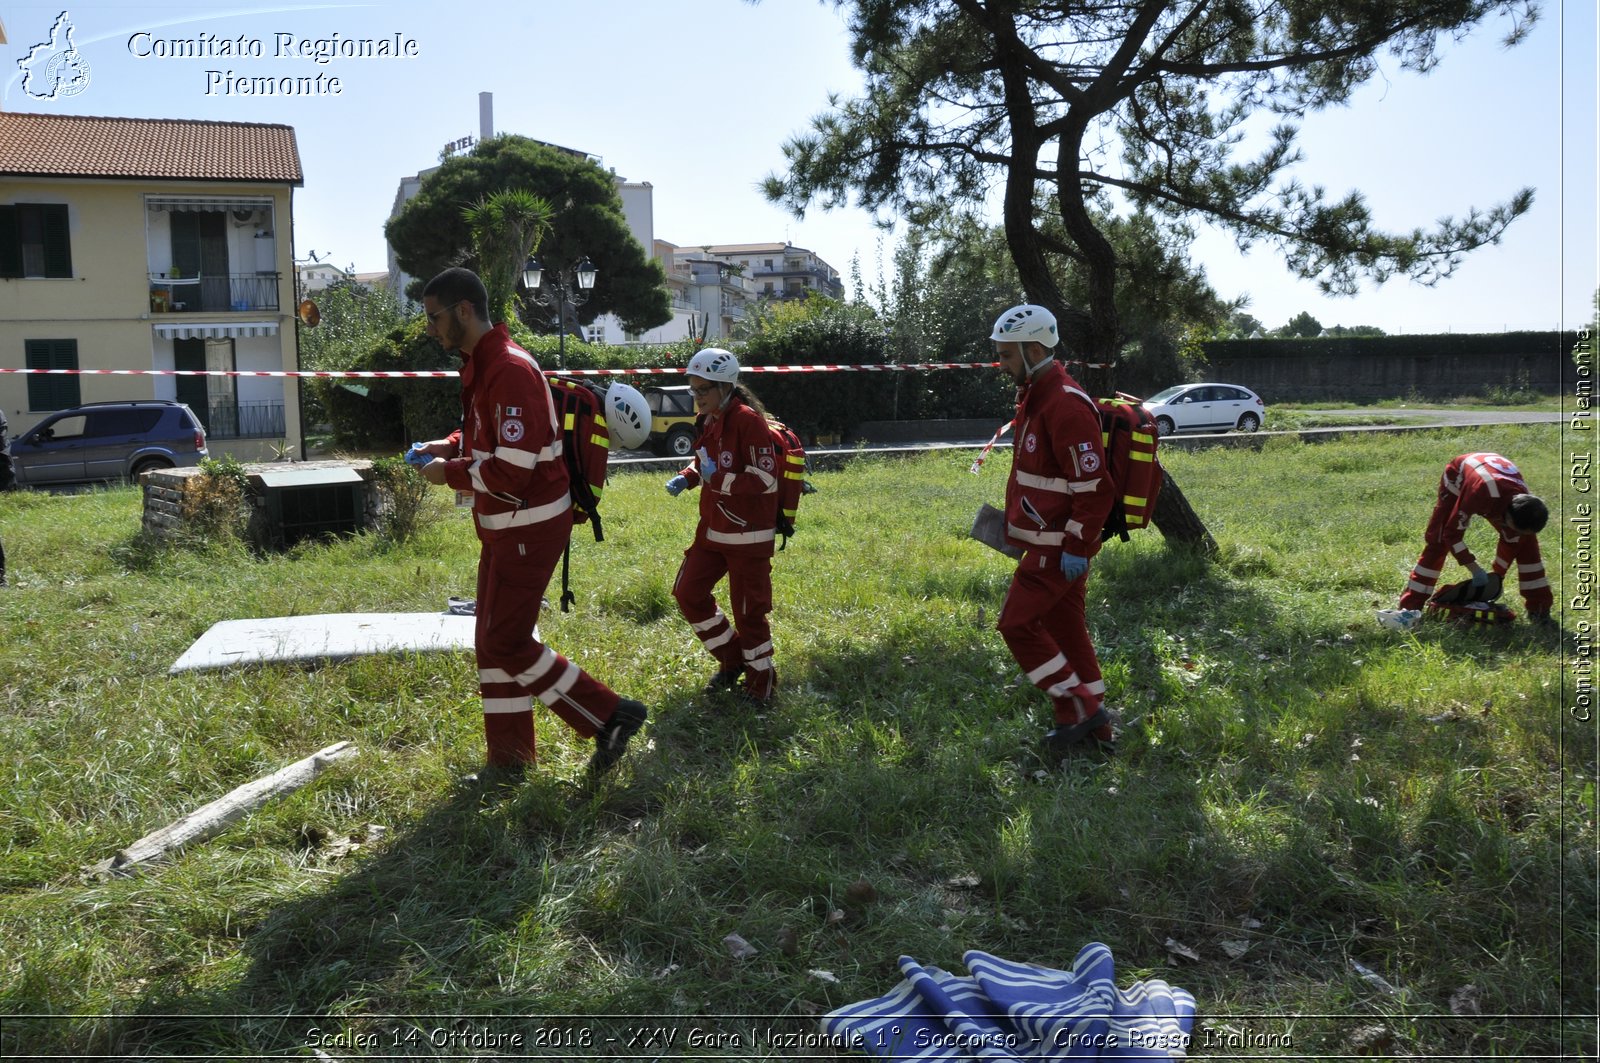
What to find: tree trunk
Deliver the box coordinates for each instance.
[1043,132,1216,556]
[1152,465,1217,555]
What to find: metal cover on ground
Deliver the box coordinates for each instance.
[170,612,484,674]
[255,466,365,489]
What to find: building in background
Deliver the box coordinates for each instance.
[685,242,843,302]
[384,93,845,348]
[0,112,304,457]
[615,241,759,345]
[385,92,600,309]
[296,260,349,294]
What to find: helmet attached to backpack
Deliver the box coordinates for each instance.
[604,382,650,451]
[990,304,1059,348]
[686,347,740,384]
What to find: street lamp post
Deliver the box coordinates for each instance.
[522,256,598,369]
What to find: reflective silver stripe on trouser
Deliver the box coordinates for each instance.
[481,654,598,727]
[706,527,776,546]
[481,695,533,714]
[1520,561,1549,591]
[743,640,774,672]
[1029,652,1080,697]
[693,609,738,651]
[475,494,571,531]
[1406,562,1442,596]
[1007,523,1066,547]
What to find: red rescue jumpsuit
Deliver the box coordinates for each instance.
[996,360,1116,730]
[1397,452,1552,614]
[441,324,625,766]
[671,396,781,698]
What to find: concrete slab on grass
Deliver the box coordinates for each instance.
[170,612,479,675]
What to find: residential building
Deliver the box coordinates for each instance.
[614,238,758,342]
[689,242,844,301]
[0,111,304,457]
[297,261,349,294]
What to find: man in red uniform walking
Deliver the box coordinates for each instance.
[1377,452,1551,631]
[989,304,1117,757]
[413,268,646,777]
[665,348,782,701]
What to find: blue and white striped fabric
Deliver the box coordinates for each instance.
[820,943,1195,1060]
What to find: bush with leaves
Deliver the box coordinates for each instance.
[181,455,251,545]
[739,295,898,438]
[367,456,436,543]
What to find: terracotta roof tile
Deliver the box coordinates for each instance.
[0,112,302,183]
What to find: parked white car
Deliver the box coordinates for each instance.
[1142,383,1265,435]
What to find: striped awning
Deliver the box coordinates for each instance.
[145,195,274,214]
[152,321,279,339]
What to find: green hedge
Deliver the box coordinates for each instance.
[323,323,1580,448]
[1203,330,1574,361]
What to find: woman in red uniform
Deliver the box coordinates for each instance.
[665,348,782,701]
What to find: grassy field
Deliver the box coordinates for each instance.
[0,423,1591,1060]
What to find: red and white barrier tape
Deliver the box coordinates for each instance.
[0,361,1002,379]
[0,361,1126,377]
[968,420,1014,475]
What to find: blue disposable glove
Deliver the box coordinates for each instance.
[404,442,434,467]
[699,456,717,480]
[665,475,688,497]
[1468,566,1488,595]
[1060,552,1089,580]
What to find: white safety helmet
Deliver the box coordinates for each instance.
[604,381,651,450]
[686,347,740,384]
[990,304,1059,348]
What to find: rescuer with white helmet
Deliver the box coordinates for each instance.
[988,303,1118,757]
[990,303,1060,349]
[664,348,784,701]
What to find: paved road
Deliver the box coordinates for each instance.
[1294,408,1563,424]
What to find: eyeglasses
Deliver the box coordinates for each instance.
[689,382,721,396]
[426,300,461,325]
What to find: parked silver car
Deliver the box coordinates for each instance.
[1142,383,1265,435]
[11,400,208,486]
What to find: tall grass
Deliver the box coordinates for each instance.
[0,424,1589,1059]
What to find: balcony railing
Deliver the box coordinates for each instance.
[204,400,286,439]
[150,273,281,314]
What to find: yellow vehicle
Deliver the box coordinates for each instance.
[644,386,699,457]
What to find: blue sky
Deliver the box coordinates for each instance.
[3,1,1594,336]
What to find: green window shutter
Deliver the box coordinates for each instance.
[41,204,71,278]
[0,206,19,279]
[24,338,81,411]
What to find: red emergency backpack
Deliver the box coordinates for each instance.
[765,417,810,550]
[548,375,612,611]
[1096,394,1162,542]
[548,375,610,541]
